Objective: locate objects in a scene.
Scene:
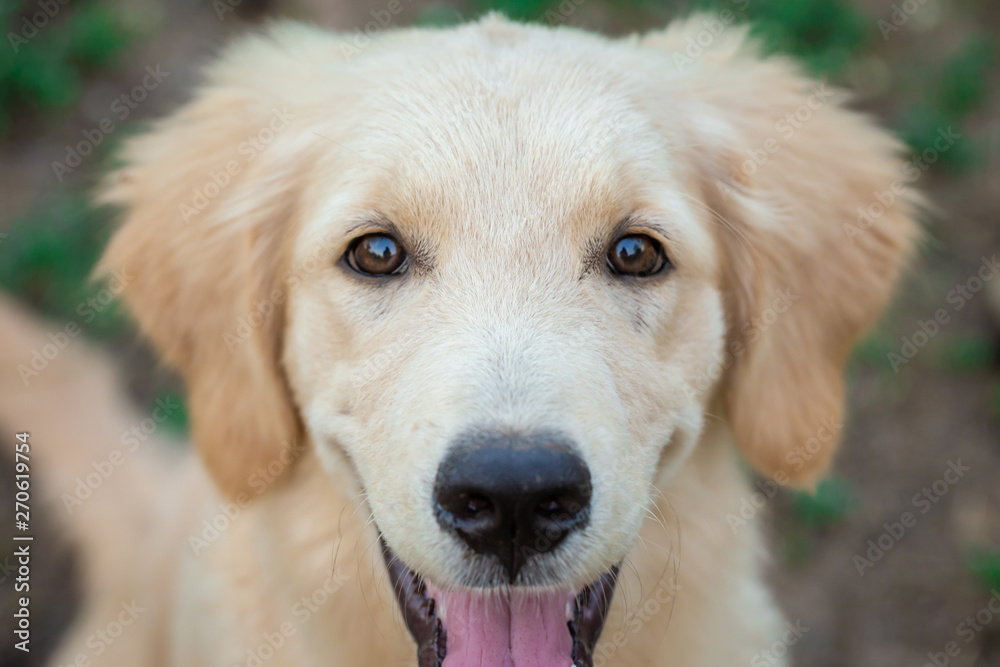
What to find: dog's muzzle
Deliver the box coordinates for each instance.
[380,431,619,667]
[433,433,593,582]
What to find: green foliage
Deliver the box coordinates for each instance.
[461,0,992,178]
[463,0,872,76]
[897,103,974,172]
[0,0,133,135]
[931,334,995,372]
[852,332,899,368]
[152,392,190,437]
[470,0,559,22]
[738,0,869,76]
[0,194,126,338]
[967,546,1000,591]
[854,331,995,375]
[938,36,995,120]
[899,35,995,173]
[792,476,858,527]
[781,473,861,565]
[680,0,869,75]
[780,525,814,566]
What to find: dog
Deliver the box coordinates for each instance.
[9,13,920,667]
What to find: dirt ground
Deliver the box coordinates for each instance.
[1,0,999,665]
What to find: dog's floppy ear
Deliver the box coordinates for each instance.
[96,33,316,498]
[643,18,921,486]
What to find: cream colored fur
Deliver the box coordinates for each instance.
[4,14,919,667]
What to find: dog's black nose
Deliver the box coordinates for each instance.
[433,432,592,582]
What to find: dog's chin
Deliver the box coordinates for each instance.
[380,539,618,667]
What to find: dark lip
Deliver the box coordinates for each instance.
[568,568,619,667]
[379,537,619,667]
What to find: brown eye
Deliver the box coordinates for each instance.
[345,234,407,276]
[607,234,669,277]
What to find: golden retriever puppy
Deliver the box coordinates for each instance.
[34,13,919,667]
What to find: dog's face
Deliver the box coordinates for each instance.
[285,62,725,592]
[99,16,918,666]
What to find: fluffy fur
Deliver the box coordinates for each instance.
[9,14,919,666]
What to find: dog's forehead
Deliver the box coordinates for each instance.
[331,33,673,246]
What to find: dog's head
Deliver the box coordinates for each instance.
[98,16,919,666]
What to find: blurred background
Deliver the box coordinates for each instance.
[1,0,998,664]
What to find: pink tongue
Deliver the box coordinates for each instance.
[432,588,575,667]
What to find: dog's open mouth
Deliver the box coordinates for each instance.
[380,540,618,667]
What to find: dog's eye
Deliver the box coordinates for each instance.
[345,234,407,276]
[607,234,669,277]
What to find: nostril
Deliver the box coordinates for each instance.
[534,495,585,522]
[454,492,494,522]
[433,431,592,580]
[536,497,563,517]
